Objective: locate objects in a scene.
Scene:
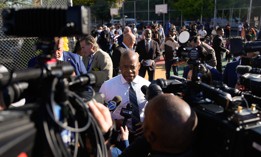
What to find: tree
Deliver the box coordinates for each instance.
[172,0,214,20]
[73,0,122,23]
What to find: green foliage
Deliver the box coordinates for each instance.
[73,0,119,6]
[173,0,214,20]
[73,0,95,6]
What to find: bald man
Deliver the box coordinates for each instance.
[112,33,136,76]
[119,94,198,157]
[144,94,198,156]
[117,26,132,46]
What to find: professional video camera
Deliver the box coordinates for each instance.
[149,67,261,156]
[0,6,110,157]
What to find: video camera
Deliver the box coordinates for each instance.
[149,71,261,156]
[0,6,110,157]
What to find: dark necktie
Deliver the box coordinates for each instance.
[129,83,140,130]
[146,41,149,53]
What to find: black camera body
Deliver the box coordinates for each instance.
[2,6,91,37]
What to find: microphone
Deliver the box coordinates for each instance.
[105,96,122,112]
[169,75,187,83]
[220,84,242,97]
[120,103,132,127]
[141,85,148,96]
[146,84,163,101]
[198,82,233,109]
[141,84,163,101]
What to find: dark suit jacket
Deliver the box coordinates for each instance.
[28,51,87,76]
[135,39,161,70]
[111,45,127,76]
[63,51,87,75]
[223,60,240,88]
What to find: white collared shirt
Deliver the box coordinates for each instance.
[99,74,150,122]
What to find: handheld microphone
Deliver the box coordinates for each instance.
[146,84,163,101]
[105,96,122,112]
[141,85,148,96]
[121,103,132,127]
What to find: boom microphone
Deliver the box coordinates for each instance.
[105,96,122,112]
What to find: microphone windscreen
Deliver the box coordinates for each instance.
[112,95,122,105]
[147,84,163,100]
[141,85,148,95]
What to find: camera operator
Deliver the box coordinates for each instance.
[119,94,198,157]
[189,36,217,68]
[183,36,222,84]
[223,51,260,88]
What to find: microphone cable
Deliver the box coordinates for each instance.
[43,77,108,157]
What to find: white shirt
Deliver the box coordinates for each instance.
[99,74,150,122]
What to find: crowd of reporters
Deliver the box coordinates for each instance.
[0,19,260,157]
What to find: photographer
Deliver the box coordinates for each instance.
[223,51,260,88]
[189,36,217,68]
[183,36,222,84]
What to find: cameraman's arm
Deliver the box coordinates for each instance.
[87,99,113,134]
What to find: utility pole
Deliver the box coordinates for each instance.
[148,0,150,24]
[214,0,217,26]
[247,0,253,24]
[163,0,165,28]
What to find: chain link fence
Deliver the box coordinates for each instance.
[0,0,69,71]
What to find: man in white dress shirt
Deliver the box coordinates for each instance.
[99,50,150,137]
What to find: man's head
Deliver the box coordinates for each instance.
[119,50,140,83]
[169,27,177,37]
[123,33,136,49]
[144,29,152,40]
[144,94,198,154]
[80,35,99,57]
[216,27,224,36]
[54,37,66,59]
[189,36,201,48]
[123,26,132,34]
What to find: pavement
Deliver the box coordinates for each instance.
[145,56,229,81]
[145,56,186,80]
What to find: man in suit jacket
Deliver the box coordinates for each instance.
[135,29,161,81]
[212,27,230,73]
[223,60,240,88]
[111,32,136,76]
[28,37,87,76]
[80,35,113,91]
